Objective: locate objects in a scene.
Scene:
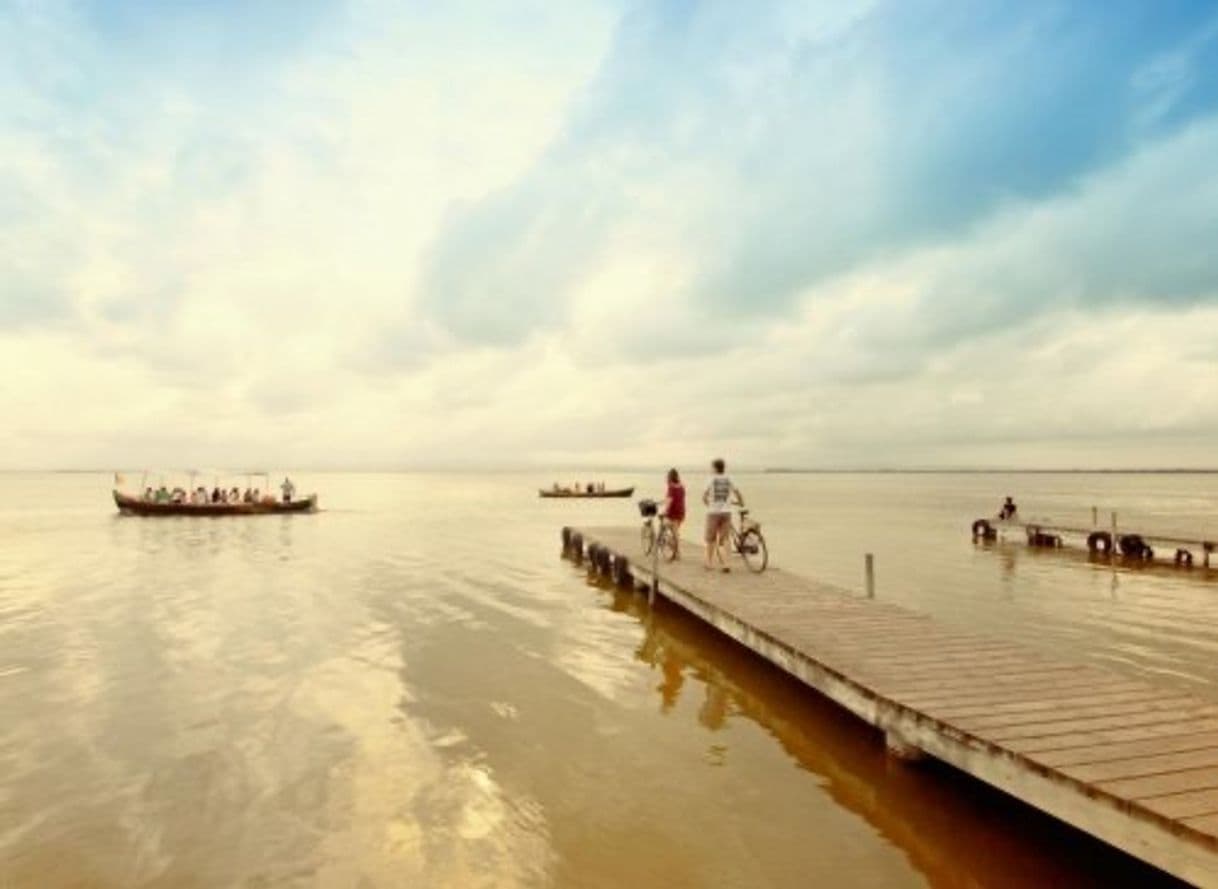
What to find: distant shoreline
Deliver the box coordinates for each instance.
[5,466,1218,476]
[762,468,1218,475]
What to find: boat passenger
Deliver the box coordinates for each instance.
[252,488,261,502]
[144,487,155,501]
[281,477,296,503]
[155,486,170,503]
[999,496,1018,520]
[662,468,686,559]
[229,487,240,503]
[211,486,222,503]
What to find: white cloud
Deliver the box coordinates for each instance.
[3,1,1218,469]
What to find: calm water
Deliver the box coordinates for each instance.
[2,471,1214,888]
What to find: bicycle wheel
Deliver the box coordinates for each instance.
[658,523,678,562]
[739,529,768,573]
[641,521,655,555]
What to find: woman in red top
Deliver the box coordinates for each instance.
[662,468,686,559]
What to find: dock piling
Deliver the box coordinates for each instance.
[865,553,875,599]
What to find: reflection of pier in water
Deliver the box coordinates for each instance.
[604,588,1181,888]
[567,525,1215,886]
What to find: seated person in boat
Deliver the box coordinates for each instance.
[143,487,155,501]
[211,486,222,503]
[155,485,170,503]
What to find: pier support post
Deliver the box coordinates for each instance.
[649,537,659,607]
[885,727,925,762]
[865,554,875,599]
[1091,506,1098,528]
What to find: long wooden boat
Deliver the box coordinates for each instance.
[538,487,634,499]
[114,490,318,516]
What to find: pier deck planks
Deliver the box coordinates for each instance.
[570,525,1218,887]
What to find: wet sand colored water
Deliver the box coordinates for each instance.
[1,471,1212,886]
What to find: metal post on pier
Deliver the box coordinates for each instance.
[865,553,875,599]
[1092,506,1098,528]
[649,533,659,607]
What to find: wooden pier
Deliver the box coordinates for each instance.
[564,525,1218,887]
[973,514,1215,568]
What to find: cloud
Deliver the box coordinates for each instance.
[2,0,1218,469]
[418,0,1218,347]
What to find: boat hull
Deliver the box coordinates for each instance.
[113,490,318,516]
[538,487,634,499]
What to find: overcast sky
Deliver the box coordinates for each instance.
[4,1,1218,470]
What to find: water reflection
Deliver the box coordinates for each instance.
[608,588,1186,888]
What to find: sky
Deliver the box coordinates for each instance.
[3,0,1218,470]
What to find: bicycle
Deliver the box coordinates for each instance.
[724,508,768,573]
[638,499,678,562]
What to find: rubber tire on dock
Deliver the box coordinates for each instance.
[1175,548,1194,568]
[1087,531,1112,555]
[1119,534,1153,561]
[972,519,996,541]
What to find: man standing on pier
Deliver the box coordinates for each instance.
[704,458,743,572]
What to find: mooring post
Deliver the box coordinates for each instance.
[648,537,658,607]
[1091,506,1098,528]
[865,553,875,599]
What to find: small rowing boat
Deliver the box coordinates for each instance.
[113,490,318,516]
[538,487,634,499]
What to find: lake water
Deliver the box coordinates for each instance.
[2,470,1214,887]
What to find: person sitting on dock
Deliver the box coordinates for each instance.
[281,477,296,503]
[703,458,743,572]
[998,496,1018,520]
[662,468,686,559]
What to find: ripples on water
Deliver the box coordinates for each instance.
[0,471,1207,887]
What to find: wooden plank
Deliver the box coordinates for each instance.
[1142,789,1218,821]
[1101,767,1218,801]
[930,688,1167,720]
[897,677,1143,709]
[952,695,1201,733]
[1032,731,1218,769]
[1009,717,1218,755]
[1064,746,1218,784]
[991,708,1218,744]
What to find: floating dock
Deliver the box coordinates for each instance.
[564,525,1218,887]
[973,514,1215,568]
